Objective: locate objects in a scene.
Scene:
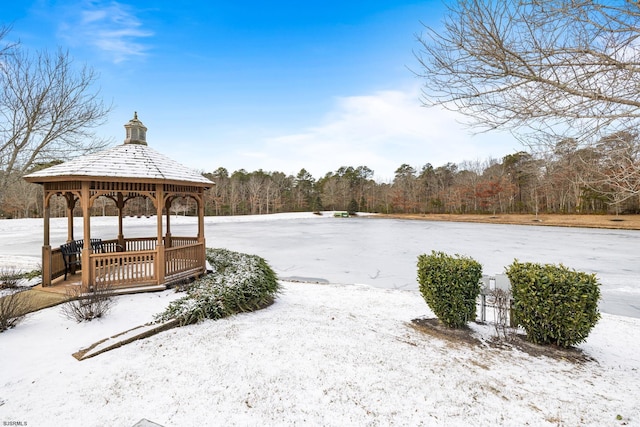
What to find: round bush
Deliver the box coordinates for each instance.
[417,251,482,328]
[506,260,600,347]
[156,248,279,326]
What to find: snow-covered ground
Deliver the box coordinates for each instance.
[1,281,639,426]
[1,213,640,426]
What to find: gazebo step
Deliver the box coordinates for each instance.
[87,284,167,296]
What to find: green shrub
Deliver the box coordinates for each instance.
[417,251,482,328]
[506,260,601,347]
[347,199,359,215]
[155,248,279,326]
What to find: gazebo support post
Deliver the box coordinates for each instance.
[198,193,206,275]
[64,192,76,242]
[165,198,172,248]
[117,193,125,250]
[198,193,205,242]
[42,200,52,287]
[156,184,165,285]
[81,181,92,290]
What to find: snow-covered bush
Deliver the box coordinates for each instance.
[506,260,601,347]
[417,251,482,328]
[155,248,279,326]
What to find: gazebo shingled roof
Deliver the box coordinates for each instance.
[24,113,214,292]
[24,143,212,185]
[26,116,211,186]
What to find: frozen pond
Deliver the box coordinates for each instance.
[1,213,639,318]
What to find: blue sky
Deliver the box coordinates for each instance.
[3,0,518,181]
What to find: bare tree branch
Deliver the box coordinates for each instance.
[415,0,640,145]
[0,26,112,200]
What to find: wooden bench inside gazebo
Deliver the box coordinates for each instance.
[24,113,214,293]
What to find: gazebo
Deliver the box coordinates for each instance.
[24,113,214,292]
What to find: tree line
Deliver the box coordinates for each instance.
[3,132,639,219]
[202,133,640,216]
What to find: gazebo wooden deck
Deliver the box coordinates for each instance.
[24,113,214,293]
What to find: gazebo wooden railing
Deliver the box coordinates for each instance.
[50,237,205,290]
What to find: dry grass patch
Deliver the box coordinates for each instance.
[410,317,481,347]
[383,213,640,230]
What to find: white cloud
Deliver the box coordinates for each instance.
[58,1,153,63]
[145,86,521,181]
[240,86,520,181]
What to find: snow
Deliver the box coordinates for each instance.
[2,211,639,317]
[1,282,639,426]
[1,213,640,426]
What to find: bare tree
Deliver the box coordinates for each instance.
[592,131,640,211]
[229,169,248,215]
[415,1,640,147]
[0,25,111,202]
[1,175,41,218]
[247,172,265,214]
[392,164,419,213]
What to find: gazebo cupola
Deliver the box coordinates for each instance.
[124,112,147,145]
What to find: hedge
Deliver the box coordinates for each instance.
[506,260,600,347]
[417,251,482,328]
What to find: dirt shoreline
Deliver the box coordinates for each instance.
[377,213,640,231]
